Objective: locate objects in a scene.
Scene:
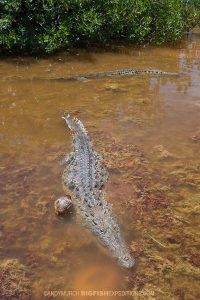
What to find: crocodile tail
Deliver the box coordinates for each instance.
[62,113,88,135]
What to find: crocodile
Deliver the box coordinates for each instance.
[50,69,179,81]
[61,113,135,268]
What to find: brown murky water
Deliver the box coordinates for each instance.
[0,30,200,300]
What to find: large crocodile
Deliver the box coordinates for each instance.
[61,114,135,268]
[50,68,179,81]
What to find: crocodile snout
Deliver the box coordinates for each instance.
[119,254,135,268]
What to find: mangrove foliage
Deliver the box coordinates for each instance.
[0,0,199,53]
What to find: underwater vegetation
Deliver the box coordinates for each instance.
[94,132,200,299]
[0,258,31,299]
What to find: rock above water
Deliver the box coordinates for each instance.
[54,196,72,215]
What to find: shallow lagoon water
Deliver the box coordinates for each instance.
[0,31,200,299]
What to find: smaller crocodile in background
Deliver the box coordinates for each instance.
[50,69,180,81]
[3,69,181,83]
[60,114,135,268]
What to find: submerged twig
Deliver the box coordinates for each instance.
[146,233,167,248]
[173,214,190,224]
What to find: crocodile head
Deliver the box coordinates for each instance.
[106,231,135,268]
[117,248,135,268]
[62,113,87,135]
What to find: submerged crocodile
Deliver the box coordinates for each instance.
[50,69,179,81]
[61,114,135,268]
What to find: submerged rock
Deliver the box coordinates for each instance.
[191,128,200,143]
[152,145,175,160]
